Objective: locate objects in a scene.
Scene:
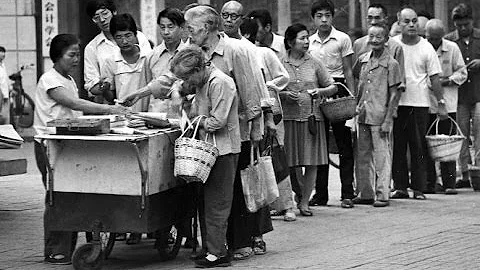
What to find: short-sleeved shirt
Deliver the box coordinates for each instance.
[392,36,442,107]
[309,27,354,78]
[83,31,152,92]
[428,39,467,113]
[281,52,334,121]
[355,50,402,125]
[445,28,480,105]
[103,46,150,112]
[0,62,9,98]
[33,69,82,136]
[270,33,287,60]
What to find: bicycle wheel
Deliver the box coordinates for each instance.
[17,93,34,128]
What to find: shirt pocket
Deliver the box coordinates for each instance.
[325,51,341,70]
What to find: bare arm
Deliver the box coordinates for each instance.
[342,54,356,96]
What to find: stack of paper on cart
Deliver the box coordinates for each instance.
[0,124,24,149]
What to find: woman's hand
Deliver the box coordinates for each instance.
[282,91,300,103]
[119,92,140,107]
[109,104,132,115]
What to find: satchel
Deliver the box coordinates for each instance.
[241,147,279,213]
[261,136,289,183]
[308,95,317,135]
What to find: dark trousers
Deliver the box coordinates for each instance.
[34,141,78,259]
[227,142,273,250]
[426,113,457,190]
[392,106,429,192]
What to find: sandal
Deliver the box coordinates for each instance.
[298,207,313,216]
[252,239,267,255]
[283,209,296,222]
[44,254,71,265]
[413,190,427,200]
[232,247,253,260]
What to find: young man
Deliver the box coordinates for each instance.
[0,46,8,123]
[84,0,151,103]
[354,24,402,207]
[391,8,445,200]
[246,9,286,59]
[425,19,467,195]
[444,3,480,189]
[143,8,188,112]
[307,0,355,208]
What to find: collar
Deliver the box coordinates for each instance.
[94,31,113,47]
[157,39,188,55]
[439,39,449,53]
[270,33,284,53]
[311,26,339,44]
[284,51,312,64]
[360,49,389,68]
[112,44,147,62]
[450,28,480,41]
[211,33,226,57]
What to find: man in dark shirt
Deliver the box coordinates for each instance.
[444,3,480,189]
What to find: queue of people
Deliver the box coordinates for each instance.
[31,0,480,268]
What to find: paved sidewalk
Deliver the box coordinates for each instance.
[1,141,480,269]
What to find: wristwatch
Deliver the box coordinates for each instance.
[438,98,446,105]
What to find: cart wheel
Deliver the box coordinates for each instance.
[72,243,104,270]
[156,224,183,261]
[87,232,116,259]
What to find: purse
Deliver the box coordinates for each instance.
[308,95,317,135]
[241,146,279,213]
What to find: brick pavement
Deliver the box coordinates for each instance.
[1,141,480,269]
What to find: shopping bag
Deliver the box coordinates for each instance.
[241,147,279,212]
[261,136,289,183]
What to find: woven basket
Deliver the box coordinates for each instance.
[425,116,465,162]
[319,82,357,123]
[174,116,219,183]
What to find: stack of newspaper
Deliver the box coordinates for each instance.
[0,124,24,149]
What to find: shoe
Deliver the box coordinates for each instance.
[413,190,427,200]
[183,237,199,249]
[351,197,374,205]
[126,233,142,245]
[390,190,409,199]
[195,253,232,268]
[373,200,390,207]
[190,249,207,261]
[340,198,354,208]
[435,183,445,193]
[455,180,471,188]
[445,188,458,195]
[270,209,286,216]
[44,254,71,265]
[115,233,127,241]
[232,247,253,260]
[298,207,313,216]
[283,209,296,222]
[252,238,267,255]
[308,197,327,206]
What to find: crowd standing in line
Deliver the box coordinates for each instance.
[29,0,480,268]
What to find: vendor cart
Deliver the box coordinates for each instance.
[35,128,196,270]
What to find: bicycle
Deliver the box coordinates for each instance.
[9,64,35,129]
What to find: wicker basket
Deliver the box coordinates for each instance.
[425,116,465,162]
[174,116,219,183]
[319,82,357,123]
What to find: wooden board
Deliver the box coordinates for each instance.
[0,158,27,176]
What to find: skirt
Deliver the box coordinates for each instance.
[284,120,328,167]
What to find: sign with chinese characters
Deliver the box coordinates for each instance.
[140,0,157,45]
[42,0,58,56]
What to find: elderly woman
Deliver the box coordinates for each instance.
[34,34,129,265]
[280,23,336,216]
[122,47,240,268]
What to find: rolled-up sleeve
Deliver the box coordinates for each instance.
[263,49,290,92]
[204,76,236,132]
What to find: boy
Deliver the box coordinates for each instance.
[354,24,402,207]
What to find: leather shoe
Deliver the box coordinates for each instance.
[352,197,374,205]
[390,190,409,199]
[455,180,471,188]
[340,198,354,208]
[445,188,458,195]
[413,190,427,200]
[195,254,231,268]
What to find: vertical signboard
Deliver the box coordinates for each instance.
[140,0,157,45]
[41,0,58,57]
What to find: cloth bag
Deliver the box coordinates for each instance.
[241,146,279,213]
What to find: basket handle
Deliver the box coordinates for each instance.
[204,132,217,146]
[178,115,203,138]
[425,115,465,138]
[333,82,354,97]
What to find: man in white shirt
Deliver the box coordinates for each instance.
[0,46,9,123]
[390,8,446,200]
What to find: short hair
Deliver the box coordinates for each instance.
[110,13,137,36]
[452,3,472,21]
[368,3,388,17]
[0,46,5,53]
[368,24,389,38]
[240,18,259,44]
[184,6,220,32]
[246,9,272,28]
[170,47,206,77]
[49,34,79,63]
[157,8,185,26]
[311,0,335,18]
[284,23,308,50]
[86,0,116,19]
[183,3,200,13]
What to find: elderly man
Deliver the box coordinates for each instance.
[424,19,467,195]
[390,8,446,200]
[445,3,480,189]
[184,5,276,263]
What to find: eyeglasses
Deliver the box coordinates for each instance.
[92,9,112,22]
[221,12,243,20]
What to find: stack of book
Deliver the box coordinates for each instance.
[0,124,24,149]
